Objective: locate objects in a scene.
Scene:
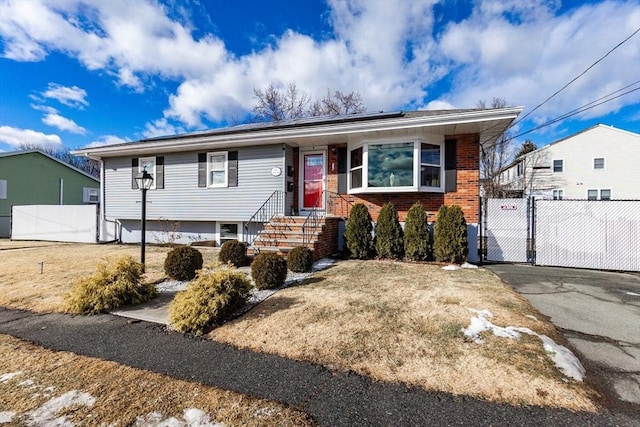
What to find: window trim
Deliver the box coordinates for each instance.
[552,159,564,173]
[216,221,243,245]
[138,156,157,190]
[207,151,228,188]
[593,157,605,170]
[347,136,444,194]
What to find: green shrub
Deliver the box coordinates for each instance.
[287,246,314,273]
[433,205,468,263]
[344,203,374,259]
[64,255,156,314]
[218,240,247,267]
[168,267,252,335]
[164,246,203,281]
[251,252,288,290]
[404,202,431,261]
[375,203,404,259]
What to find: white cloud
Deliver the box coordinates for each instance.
[0,126,62,148]
[42,112,87,135]
[42,83,89,108]
[84,135,130,148]
[0,0,638,137]
[142,118,184,138]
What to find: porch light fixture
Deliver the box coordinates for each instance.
[134,168,154,271]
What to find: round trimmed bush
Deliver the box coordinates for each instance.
[218,239,247,267]
[64,255,156,314]
[168,267,252,335]
[164,246,203,281]
[287,246,313,273]
[251,252,288,290]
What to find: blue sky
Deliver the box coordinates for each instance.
[0,0,638,154]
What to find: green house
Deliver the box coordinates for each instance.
[0,150,100,237]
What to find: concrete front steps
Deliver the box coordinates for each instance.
[248,215,340,260]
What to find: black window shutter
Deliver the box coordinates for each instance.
[156,156,164,189]
[131,158,139,189]
[228,151,238,187]
[337,147,347,194]
[198,153,207,187]
[444,139,457,192]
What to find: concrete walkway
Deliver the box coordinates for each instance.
[0,307,635,426]
[486,263,640,413]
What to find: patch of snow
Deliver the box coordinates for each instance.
[441,264,460,271]
[0,412,15,423]
[625,291,640,296]
[156,280,188,293]
[24,390,95,426]
[540,335,586,381]
[462,308,585,381]
[18,379,35,387]
[0,371,22,383]
[525,315,539,321]
[461,262,478,269]
[135,409,223,426]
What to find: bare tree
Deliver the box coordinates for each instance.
[17,143,100,178]
[478,97,515,198]
[514,140,537,159]
[252,82,366,122]
[310,89,366,116]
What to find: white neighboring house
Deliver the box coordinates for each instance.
[499,124,640,200]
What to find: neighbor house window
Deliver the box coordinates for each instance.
[600,189,611,200]
[348,139,443,193]
[516,161,524,177]
[594,158,605,169]
[207,152,228,187]
[0,180,6,199]
[587,189,598,200]
[553,159,563,173]
[552,189,564,200]
[83,187,99,203]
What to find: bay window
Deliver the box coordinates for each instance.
[348,139,444,193]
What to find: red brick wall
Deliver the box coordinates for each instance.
[325,134,479,223]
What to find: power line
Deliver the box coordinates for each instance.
[511,26,640,128]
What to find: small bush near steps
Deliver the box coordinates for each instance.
[168,266,252,335]
[164,246,203,281]
[251,252,288,290]
[218,239,247,267]
[344,203,374,259]
[287,246,314,273]
[64,255,157,315]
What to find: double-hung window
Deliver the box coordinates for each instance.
[594,158,605,169]
[552,189,564,200]
[552,159,563,173]
[348,138,444,193]
[516,161,524,177]
[207,152,228,187]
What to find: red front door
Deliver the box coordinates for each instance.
[302,152,324,209]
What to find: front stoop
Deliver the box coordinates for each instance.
[249,215,340,260]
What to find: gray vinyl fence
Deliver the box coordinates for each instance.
[481,198,640,272]
[11,205,99,243]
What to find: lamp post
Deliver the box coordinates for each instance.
[134,168,154,271]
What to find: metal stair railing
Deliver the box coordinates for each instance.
[244,191,285,246]
[302,190,356,246]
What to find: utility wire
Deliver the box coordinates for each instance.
[511,26,640,128]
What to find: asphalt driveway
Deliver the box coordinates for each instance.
[486,263,640,413]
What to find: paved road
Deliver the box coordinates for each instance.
[0,307,636,426]
[487,263,640,415]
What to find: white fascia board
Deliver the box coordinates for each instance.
[74,107,523,159]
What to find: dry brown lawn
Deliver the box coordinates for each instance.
[0,334,312,426]
[211,260,600,411]
[0,243,219,313]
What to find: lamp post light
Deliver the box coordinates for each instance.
[134,168,154,271]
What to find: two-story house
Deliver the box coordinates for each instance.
[499,124,640,200]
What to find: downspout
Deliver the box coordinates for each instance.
[59,179,64,205]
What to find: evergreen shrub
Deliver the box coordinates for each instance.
[375,202,404,259]
[164,246,203,281]
[344,203,374,259]
[404,202,431,261]
[168,267,252,335]
[251,252,288,290]
[64,255,156,314]
[433,205,468,263]
[218,240,247,267]
[287,246,314,273]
